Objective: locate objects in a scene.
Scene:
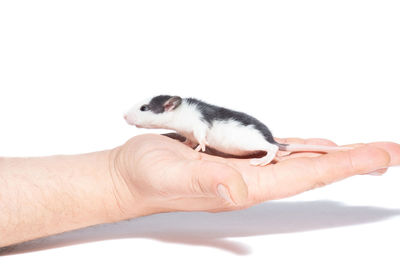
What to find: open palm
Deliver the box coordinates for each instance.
[113,134,398,216]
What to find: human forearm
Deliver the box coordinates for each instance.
[0,150,131,247]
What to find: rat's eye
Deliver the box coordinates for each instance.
[140,105,150,112]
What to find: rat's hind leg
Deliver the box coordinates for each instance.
[250,144,279,166]
[193,125,209,152]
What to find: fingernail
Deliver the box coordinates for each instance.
[368,171,383,176]
[367,168,387,176]
[217,184,234,205]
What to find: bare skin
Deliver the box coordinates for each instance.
[1,134,399,249]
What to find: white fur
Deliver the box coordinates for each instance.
[206,119,272,155]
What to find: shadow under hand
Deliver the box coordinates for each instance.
[3,200,400,256]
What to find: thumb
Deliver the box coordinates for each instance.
[188,160,248,206]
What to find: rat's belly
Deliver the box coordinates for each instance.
[206,120,269,155]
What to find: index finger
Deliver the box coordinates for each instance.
[255,145,391,201]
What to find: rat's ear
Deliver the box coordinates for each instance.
[163,96,182,111]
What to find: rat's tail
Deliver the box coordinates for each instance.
[277,143,352,152]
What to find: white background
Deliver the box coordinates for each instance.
[1,0,399,266]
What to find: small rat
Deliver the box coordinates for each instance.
[124,95,351,166]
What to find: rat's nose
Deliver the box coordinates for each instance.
[124,114,135,125]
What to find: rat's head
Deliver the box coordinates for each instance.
[124,95,183,128]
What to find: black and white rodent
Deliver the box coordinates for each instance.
[124,95,351,166]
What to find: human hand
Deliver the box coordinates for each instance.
[110,134,400,218]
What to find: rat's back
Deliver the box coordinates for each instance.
[184,98,277,155]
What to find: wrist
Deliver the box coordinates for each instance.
[107,136,172,219]
[106,146,151,220]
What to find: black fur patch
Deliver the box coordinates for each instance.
[185,98,279,145]
[148,95,172,114]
